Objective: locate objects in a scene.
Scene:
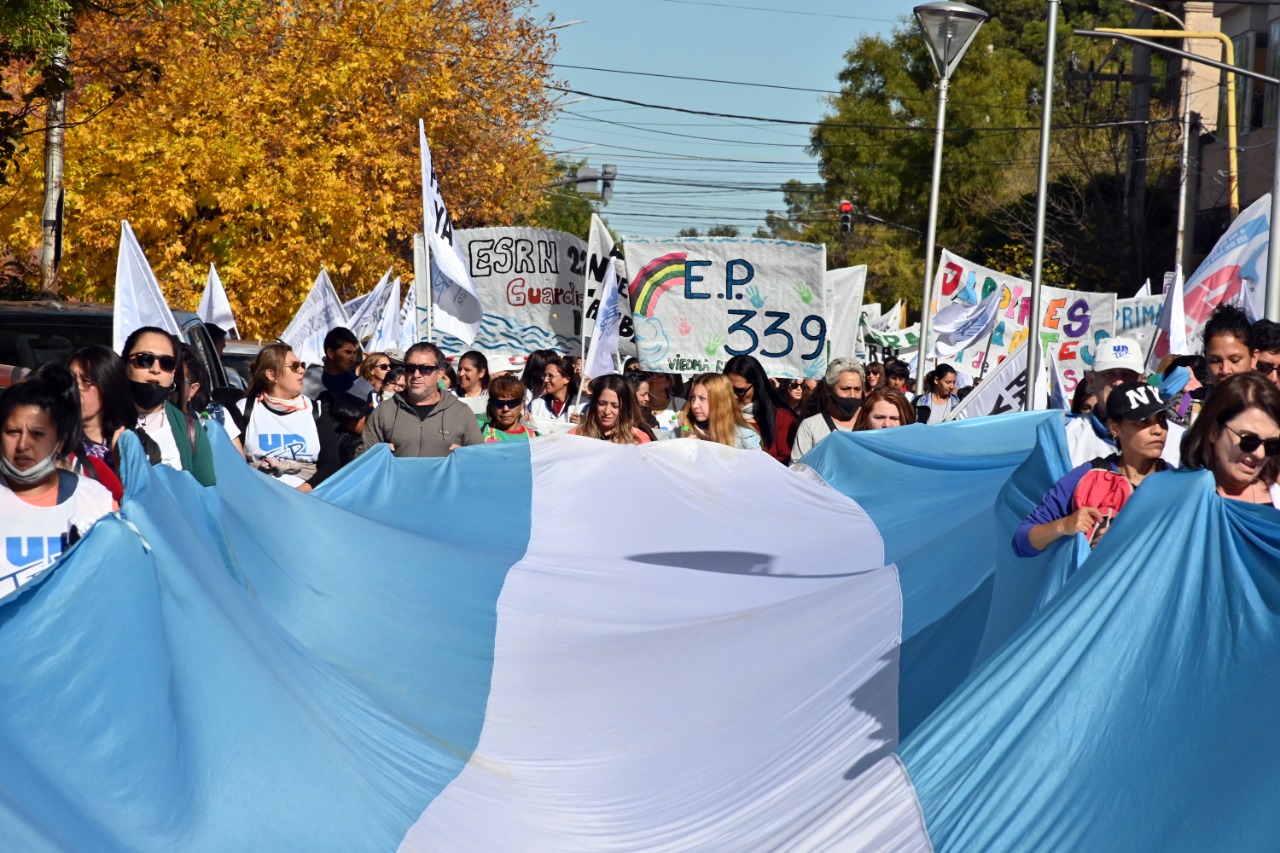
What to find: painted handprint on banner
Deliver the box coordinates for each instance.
[705,333,725,356]
[803,358,826,379]
[676,313,693,336]
[794,281,813,304]
[746,285,766,308]
[636,316,670,364]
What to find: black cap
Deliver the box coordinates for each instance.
[1106,381,1169,421]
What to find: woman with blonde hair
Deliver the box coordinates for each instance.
[231,343,342,492]
[571,374,653,444]
[679,373,761,450]
[357,352,393,397]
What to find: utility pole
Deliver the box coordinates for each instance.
[1124,6,1152,267]
[39,41,68,294]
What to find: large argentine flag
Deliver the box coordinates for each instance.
[2,412,1280,850]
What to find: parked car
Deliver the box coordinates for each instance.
[219,338,272,390]
[0,300,229,389]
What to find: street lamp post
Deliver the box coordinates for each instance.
[912,2,988,397]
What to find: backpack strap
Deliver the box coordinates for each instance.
[56,469,78,504]
[821,412,838,434]
[228,396,254,437]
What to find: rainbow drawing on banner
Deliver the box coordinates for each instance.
[630,252,688,317]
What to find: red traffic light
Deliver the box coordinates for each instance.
[839,200,853,213]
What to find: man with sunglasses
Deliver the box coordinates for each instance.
[1251,319,1280,389]
[356,342,480,458]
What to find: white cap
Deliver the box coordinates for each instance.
[1093,337,1144,375]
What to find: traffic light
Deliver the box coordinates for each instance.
[839,200,853,234]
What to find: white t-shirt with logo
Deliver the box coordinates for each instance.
[239,398,322,488]
[0,473,113,599]
[137,409,183,471]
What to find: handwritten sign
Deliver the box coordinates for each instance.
[1037,286,1115,393]
[624,238,828,378]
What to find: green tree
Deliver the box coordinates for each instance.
[804,0,1181,311]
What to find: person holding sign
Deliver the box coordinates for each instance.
[792,358,865,463]
[680,374,761,450]
[723,355,797,464]
[1014,382,1172,557]
[570,375,653,445]
[1180,373,1280,507]
[852,388,914,431]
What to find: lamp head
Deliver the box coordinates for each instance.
[913,2,988,80]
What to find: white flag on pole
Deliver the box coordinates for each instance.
[280,268,348,368]
[113,221,181,353]
[1134,278,1152,298]
[366,278,402,355]
[420,119,483,344]
[871,300,903,333]
[346,268,394,343]
[1146,265,1188,371]
[931,288,1001,360]
[197,263,237,337]
[398,280,418,353]
[584,262,622,381]
[946,342,1029,421]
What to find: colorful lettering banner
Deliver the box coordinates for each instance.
[1114,295,1164,353]
[1037,286,1115,394]
[437,228,586,357]
[932,250,1032,377]
[623,238,828,378]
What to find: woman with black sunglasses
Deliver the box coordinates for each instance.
[234,343,341,492]
[478,375,538,443]
[1181,372,1280,507]
[121,326,216,486]
[723,354,796,464]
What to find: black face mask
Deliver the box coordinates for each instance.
[130,380,174,411]
[832,395,862,418]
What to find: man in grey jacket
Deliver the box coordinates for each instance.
[356,342,481,458]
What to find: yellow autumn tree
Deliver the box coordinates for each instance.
[0,0,558,337]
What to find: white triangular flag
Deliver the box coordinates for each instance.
[1146,265,1188,371]
[946,342,1029,421]
[113,221,181,352]
[1134,278,1152,298]
[346,268,394,343]
[584,262,622,381]
[1047,351,1069,410]
[196,263,237,337]
[931,287,1001,360]
[398,280,418,353]
[280,268,348,368]
[420,119,483,344]
[366,278,402,354]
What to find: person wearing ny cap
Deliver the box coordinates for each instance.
[1064,337,1183,470]
[1015,380,1172,557]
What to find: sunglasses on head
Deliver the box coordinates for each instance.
[128,352,177,372]
[492,397,522,410]
[1225,424,1280,457]
[404,363,440,376]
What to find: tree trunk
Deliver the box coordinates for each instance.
[39,44,69,294]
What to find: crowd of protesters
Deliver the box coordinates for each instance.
[3,301,1280,597]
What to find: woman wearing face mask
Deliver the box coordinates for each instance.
[1,364,115,599]
[723,354,796,464]
[791,358,866,463]
[121,326,216,487]
[913,363,960,424]
[233,343,342,492]
[478,375,538,443]
[680,373,761,450]
[570,374,653,444]
[852,388,915,431]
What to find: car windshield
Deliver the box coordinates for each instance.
[0,316,113,370]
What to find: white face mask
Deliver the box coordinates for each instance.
[1,448,59,486]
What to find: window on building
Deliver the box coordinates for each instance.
[1267,20,1280,127]
[1230,30,1270,134]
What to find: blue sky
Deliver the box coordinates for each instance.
[533,0,923,238]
